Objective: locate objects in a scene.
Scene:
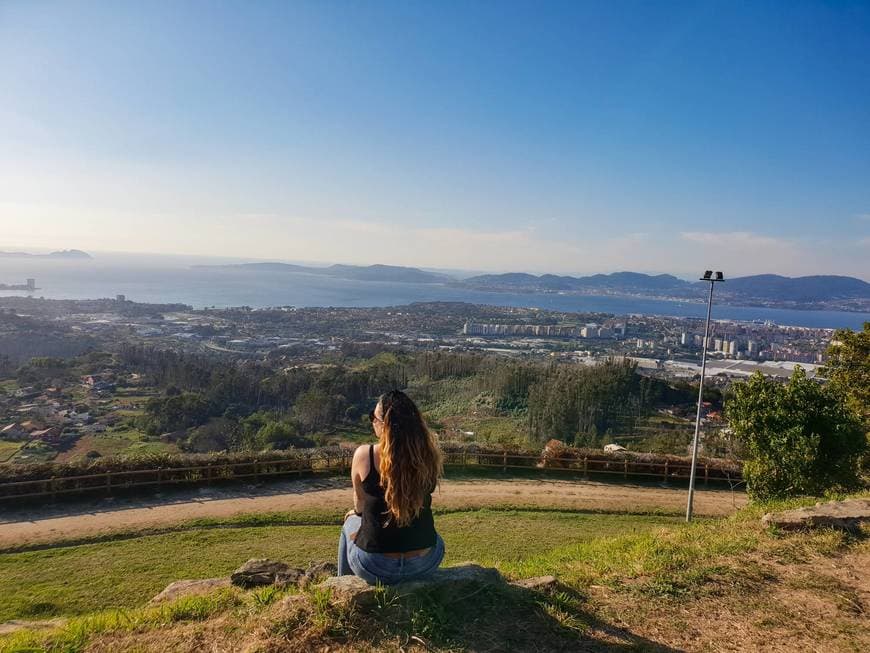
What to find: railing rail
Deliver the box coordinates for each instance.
[0,449,742,503]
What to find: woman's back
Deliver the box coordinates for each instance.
[338,390,444,585]
[354,444,436,553]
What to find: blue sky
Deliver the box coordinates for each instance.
[1,1,869,278]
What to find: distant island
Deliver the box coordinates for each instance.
[196,262,451,284]
[194,261,870,312]
[458,271,870,312]
[0,249,92,259]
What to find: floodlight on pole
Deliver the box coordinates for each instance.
[686,270,724,522]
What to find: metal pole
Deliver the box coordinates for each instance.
[686,280,715,522]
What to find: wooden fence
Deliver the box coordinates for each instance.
[0,449,742,504]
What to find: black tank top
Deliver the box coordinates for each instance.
[354,445,437,553]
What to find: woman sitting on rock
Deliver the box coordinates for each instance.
[338,389,445,585]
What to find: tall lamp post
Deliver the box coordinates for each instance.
[686,270,724,522]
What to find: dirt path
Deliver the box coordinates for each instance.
[0,477,746,548]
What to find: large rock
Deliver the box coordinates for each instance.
[317,575,379,609]
[231,559,303,588]
[762,498,870,534]
[316,563,505,610]
[149,578,231,605]
[299,561,338,588]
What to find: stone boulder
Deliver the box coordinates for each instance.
[316,563,505,610]
[316,575,379,609]
[149,578,231,605]
[231,559,303,588]
[761,498,870,534]
[230,559,337,589]
[299,561,337,588]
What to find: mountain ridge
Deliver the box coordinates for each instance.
[0,249,92,259]
[194,262,870,308]
[459,270,870,306]
[195,261,451,284]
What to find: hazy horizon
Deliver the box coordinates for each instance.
[2,246,870,283]
[2,2,869,278]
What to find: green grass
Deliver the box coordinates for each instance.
[0,589,244,653]
[501,494,865,589]
[2,495,867,653]
[54,431,179,463]
[0,440,22,463]
[0,509,678,622]
[452,415,530,445]
[9,440,57,464]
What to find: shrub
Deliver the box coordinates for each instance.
[726,368,866,500]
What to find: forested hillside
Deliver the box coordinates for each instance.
[116,346,697,453]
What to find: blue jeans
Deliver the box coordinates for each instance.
[337,514,445,585]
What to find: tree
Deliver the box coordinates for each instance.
[144,392,212,435]
[184,417,237,453]
[293,388,343,433]
[726,368,866,500]
[820,322,870,425]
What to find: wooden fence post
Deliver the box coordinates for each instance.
[663,460,669,485]
[582,455,588,479]
[105,472,112,494]
[623,460,628,480]
[704,463,709,486]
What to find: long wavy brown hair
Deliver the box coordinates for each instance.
[377,390,442,527]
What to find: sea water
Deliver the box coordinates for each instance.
[0,253,867,330]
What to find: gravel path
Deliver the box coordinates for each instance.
[0,477,746,548]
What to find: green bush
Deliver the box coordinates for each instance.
[726,368,866,500]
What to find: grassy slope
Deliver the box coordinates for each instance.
[2,497,868,652]
[0,441,22,463]
[52,431,179,463]
[0,510,676,622]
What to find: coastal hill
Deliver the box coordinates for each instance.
[461,271,688,293]
[194,262,870,310]
[0,249,92,259]
[197,262,451,284]
[459,270,870,308]
[721,274,870,302]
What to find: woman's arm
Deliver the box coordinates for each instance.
[349,445,368,515]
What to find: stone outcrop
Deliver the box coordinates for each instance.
[316,563,505,609]
[300,561,337,586]
[150,560,519,615]
[761,498,870,534]
[148,578,231,605]
[231,559,302,588]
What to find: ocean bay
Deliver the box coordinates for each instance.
[0,256,867,329]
